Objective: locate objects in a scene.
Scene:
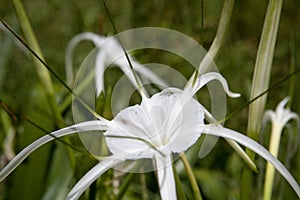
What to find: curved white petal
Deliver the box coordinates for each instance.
[166,95,204,153]
[276,97,290,112]
[203,125,300,197]
[155,154,177,200]
[189,72,240,98]
[0,120,108,181]
[196,102,257,171]
[66,158,120,200]
[263,97,299,130]
[67,33,168,98]
[274,97,299,126]
[225,139,258,172]
[263,110,276,126]
[65,32,105,85]
[105,105,160,159]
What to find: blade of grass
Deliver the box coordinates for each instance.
[12,0,64,127]
[191,0,257,172]
[241,0,283,199]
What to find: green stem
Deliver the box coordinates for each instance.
[263,123,283,200]
[241,0,283,199]
[11,0,76,170]
[180,153,202,200]
[12,0,64,128]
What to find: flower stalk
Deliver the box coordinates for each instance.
[263,123,282,200]
[180,153,202,200]
[262,98,299,200]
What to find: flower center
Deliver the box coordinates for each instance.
[105,89,204,159]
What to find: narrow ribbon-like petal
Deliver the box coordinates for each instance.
[95,50,107,96]
[155,154,177,200]
[65,32,105,85]
[196,95,257,172]
[0,120,108,181]
[203,125,300,197]
[66,157,120,200]
[264,97,299,129]
[190,72,240,98]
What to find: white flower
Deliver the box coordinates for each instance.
[68,33,257,171]
[262,97,299,200]
[0,73,299,200]
[105,87,203,158]
[65,32,167,96]
[264,97,299,131]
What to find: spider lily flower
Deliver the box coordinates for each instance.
[67,33,257,171]
[0,73,299,200]
[263,97,299,200]
[263,97,299,131]
[65,32,167,96]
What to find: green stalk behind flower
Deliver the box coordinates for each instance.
[241,0,283,199]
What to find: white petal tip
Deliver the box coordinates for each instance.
[228,92,241,98]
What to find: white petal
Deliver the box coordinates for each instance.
[65,32,105,85]
[142,88,205,153]
[275,98,298,126]
[66,158,120,200]
[263,97,299,130]
[167,95,204,153]
[203,125,300,197]
[105,105,159,159]
[155,154,177,200]
[263,110,276,125]
[0,120,107,181]
[197,102,257,172]
[100,37,148,97]
[95,51,107,96]
[276,97,290,113]
[190,72,240,98]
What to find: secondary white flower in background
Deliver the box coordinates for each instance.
[263,97,299,200]
[0,73,299,200]
[65,32,167,96]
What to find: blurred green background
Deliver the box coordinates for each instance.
[0,0,299,199]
